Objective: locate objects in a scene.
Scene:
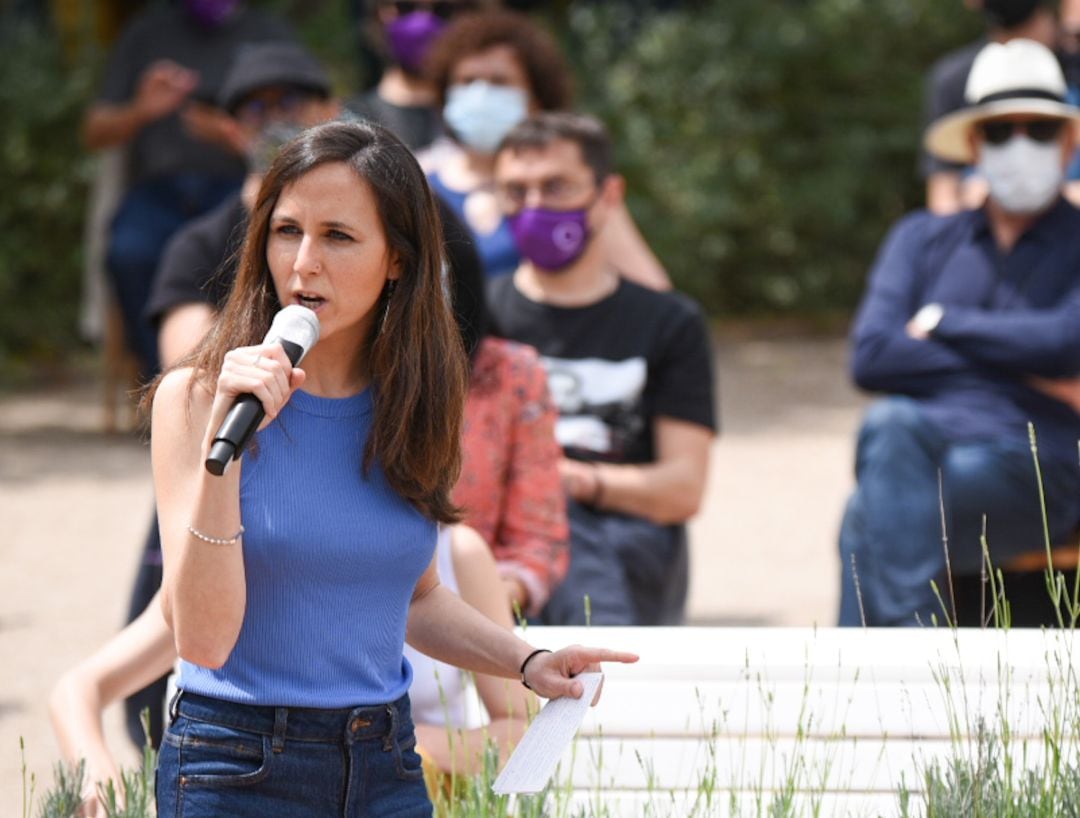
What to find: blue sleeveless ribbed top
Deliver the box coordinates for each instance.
[179,388,437,707]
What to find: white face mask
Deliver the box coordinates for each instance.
[443,81,528,154]
[978,134,1064,214]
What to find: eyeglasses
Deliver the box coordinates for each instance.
[389,0,473,19]
[977,119,1066,145]
[496,178,597,213]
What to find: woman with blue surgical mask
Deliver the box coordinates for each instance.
[420,10,671,288]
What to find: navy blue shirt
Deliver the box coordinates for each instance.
[851,198,1080,463]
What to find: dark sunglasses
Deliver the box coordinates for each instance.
[391,0,473,19]
[977,119,1065,145]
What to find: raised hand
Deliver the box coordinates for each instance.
[133,59,199,123]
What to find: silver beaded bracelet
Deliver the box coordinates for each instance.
[187,524,245,545]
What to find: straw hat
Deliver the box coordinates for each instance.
[923,39,1080,164]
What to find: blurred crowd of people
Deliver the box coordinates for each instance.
[43,0,1080,810]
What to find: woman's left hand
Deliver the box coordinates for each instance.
[522,644,638,703]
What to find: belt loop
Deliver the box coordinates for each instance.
[383,702,398,752]
[167,689,183,723]
[272,707,288,754]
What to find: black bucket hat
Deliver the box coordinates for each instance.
[219,41,332,114]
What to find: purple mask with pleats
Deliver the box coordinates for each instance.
[185,0,241,28]
[508,207,591,272]
[387,11,447,73]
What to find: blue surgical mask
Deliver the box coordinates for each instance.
[443,81,528,154]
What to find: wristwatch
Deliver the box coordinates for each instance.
[911,303,945,336]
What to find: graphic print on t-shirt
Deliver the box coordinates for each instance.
[540,356,646,459]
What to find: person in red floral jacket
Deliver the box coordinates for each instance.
[450,247,569,616]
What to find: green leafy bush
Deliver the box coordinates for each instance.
[565,0,981,315]
[0,16,99,375]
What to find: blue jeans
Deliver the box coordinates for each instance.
[540,499,688,626]
[156,691,431,817]
[106,173,240,376]
[838,397,1080,627]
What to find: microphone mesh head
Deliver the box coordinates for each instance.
[267,305,321,360]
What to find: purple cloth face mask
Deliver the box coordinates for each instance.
[508,207,591,272]
[387,11,447,74]
[185,0,241,28]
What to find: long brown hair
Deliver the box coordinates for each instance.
[147,120,467,523]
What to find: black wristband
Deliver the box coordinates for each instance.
[519,648,552,690]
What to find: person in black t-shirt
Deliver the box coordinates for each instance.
[488,112,716,626]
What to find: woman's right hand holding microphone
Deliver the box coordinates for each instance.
[201,343,306,456]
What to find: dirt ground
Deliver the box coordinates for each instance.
[1,331,866,806]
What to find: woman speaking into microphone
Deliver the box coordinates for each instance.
[146,119,635,817]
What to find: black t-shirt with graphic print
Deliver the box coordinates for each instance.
[487,276,717,465]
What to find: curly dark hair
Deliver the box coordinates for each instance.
[424,10,574,111]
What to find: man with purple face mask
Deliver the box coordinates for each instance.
[84,0,294,377]
[840,39,1080,628]
[345,0,474,152]
[488,113,716,626]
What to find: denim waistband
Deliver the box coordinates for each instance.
[173,690,412,748]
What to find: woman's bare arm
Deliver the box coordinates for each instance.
[413,526,536,774]
[49,592,178,812]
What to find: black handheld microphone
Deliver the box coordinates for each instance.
[205,305,321,476]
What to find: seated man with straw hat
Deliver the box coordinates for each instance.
[838,39,1080,627]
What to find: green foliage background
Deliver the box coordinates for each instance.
[563,0,980,315]
[0,0,980,374]
[0,17,100,376]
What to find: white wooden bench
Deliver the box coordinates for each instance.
[513,626,1080,817]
